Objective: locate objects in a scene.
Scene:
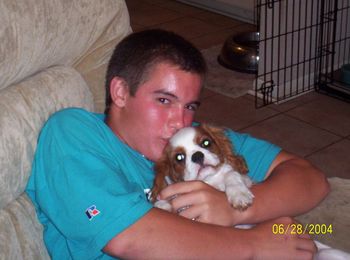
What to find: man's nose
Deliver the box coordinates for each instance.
[169,107,185,131]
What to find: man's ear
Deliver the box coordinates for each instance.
[109,77,129,107]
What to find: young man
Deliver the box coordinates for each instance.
[26,29,329,259]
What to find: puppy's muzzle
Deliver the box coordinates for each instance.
[192,151,204,165]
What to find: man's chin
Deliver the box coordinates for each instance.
[142,149,162,162]
[142,142,167,162]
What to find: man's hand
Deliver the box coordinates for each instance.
[159,180,247,226]
[249,216,317,260]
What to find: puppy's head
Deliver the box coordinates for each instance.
[151,124,248,202]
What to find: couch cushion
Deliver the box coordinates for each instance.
[0,0,131,92]
[0,194,50,260]
[0,66,93,210]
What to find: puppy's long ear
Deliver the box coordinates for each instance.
[228,154,248,175]
[151,147,173,202]
[201,124,248,175]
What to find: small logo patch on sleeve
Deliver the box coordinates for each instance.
[85,205,100,220]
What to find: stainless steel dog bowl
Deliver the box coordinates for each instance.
[218,31,259,74]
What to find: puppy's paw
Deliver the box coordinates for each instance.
[227,189,254,211]
[154,200,173,212]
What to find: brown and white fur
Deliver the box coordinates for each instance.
[151,124,350,260]
[151,124,254,211]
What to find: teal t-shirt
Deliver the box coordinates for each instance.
[26,108,281,259]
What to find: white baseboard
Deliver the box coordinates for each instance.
[176,0,255,24]
[248,74,315,105]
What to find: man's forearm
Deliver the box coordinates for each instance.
[104,208,252,259]
[239,157,330,225]
[104,208,316,259]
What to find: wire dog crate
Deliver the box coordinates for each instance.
[255,0,350,107]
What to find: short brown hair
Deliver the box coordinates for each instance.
[104,29,207,115]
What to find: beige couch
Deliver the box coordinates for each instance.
[0,0,131,258]
[1,0,349,259]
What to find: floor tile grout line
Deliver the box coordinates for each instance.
[237,111,284,132]
[283,113,348,139]
[304,137,347,159]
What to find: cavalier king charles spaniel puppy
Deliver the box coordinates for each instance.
[151,124,254,212]
[151,125,350,260]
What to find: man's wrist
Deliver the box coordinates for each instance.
[231,203,256,225]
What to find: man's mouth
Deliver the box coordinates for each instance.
[160,137,170,145]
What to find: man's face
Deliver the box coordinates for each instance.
[111,62,203,162]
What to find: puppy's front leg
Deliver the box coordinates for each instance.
[224,171,254,210]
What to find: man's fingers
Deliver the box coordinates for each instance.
[159,181,205,200]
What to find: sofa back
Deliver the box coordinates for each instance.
[0,0,131,258]
[0,66,93,259]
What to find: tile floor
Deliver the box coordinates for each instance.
[125,0,350,179]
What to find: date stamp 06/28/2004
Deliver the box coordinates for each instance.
[272,223,333,235]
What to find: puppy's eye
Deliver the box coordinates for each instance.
[175,153,185,162]
[201,139,211,148]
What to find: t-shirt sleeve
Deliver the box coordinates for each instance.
[225,129,282,183]
[27,109,153,259]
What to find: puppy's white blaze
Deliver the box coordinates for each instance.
[170,127,196,147]
[170,127,220,181]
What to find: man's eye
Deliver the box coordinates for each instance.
[158,98,170,104]
[186,104,199,111]
[201,139,211,148]
[175,153,185,162]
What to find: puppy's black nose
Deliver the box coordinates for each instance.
[191,151,204,165]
